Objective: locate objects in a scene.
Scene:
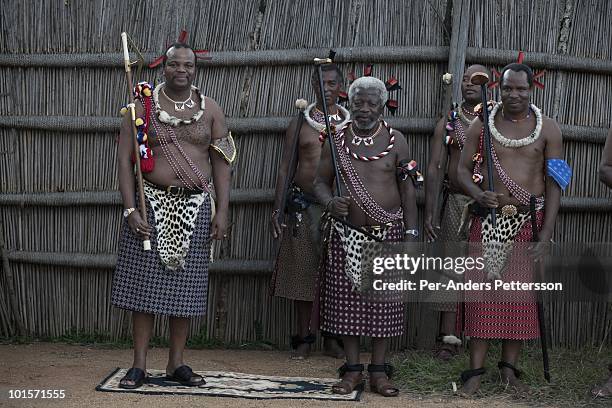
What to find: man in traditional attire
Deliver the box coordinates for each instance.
[456,63,570,395]
[591,127,612,397]
[111,43,235,389]
[270,64,348,359]
[424,64,489,360]
[314,76,421,397]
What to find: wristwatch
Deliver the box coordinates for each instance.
[123,207,136,218]
[404,229,419,237]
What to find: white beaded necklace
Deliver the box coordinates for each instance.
[303,103,350,132]
[489,102,542,148]
[153,83,205,127]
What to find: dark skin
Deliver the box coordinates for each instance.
[270,68,345,359]
[313,88,418,395]
[592,127,612,397]
[424,64,488,354]
[424,64,487,242]
[117,46,231,386]
[456,70,563,395]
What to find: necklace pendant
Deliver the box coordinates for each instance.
[174,102,185,111]
[185,98,195,109]
[363,137,374,146]
[351,136,363,146]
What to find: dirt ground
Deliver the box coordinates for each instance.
[0,343,545,408]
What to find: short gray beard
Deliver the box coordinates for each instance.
[352,118,378,130]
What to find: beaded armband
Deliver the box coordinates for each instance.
[210,132,237,164]
[546,159,572,190]
[397,159,424,188]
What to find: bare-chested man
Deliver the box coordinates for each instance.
[456,63,570,395]
[424,64,489,360]
[112,43,233,389]
[270,64,347,359]
[592,127,612,398]
[314,76,420,397]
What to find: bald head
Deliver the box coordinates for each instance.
[461,64,490,104]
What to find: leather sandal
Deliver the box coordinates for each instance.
[332,363,365,395]
[368,363,399,397]
[165,365,205,386]
[119,367,148,389]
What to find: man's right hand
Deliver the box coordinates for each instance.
[127,211,152,238]
[476,191,504,208]
[328,196,351,217]
[271,212,286,239]
[424,215,439,242]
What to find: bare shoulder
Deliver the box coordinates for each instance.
[391,128,410,155]
[541,114,562,140]
[204,96,224,116]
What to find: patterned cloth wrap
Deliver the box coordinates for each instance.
[270,185,322,302]
[319,218,405,338]
[457,208,544,340]
[111,186,212,317]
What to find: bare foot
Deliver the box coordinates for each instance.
[591,374,612,398]
[457,375,482,397]
[332,371,364,394]
[323,337,345,359]
[499,367,530,395]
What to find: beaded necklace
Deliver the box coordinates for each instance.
[342,120,395,162]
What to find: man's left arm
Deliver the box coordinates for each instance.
[539,118,564,243]
[599,127,612,188]
[208,98,232,240]
[395,132,419,242]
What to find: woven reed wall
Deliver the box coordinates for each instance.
[0,0,610,348]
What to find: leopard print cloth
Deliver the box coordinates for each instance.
[330,218,398,292]
[480,211,531,279]
[144,183,207,270]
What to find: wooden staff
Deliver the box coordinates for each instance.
[470,71,497,228]
[121,32,150,251]
[530,195,551,382]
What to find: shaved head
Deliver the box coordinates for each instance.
[461,64,490,105]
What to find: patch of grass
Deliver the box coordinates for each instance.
[0,326,278,351]
[393,343,612,407]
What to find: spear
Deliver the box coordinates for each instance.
[121,32,150,251]
[470,71,497,228]
[530,195,551,382]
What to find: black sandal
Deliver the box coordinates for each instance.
[332,363,365,394]
[497,361,521,378]
[460,367,486,383]
[119,367,148,389]
[165,365,205,386]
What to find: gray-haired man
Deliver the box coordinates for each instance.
[314,76,421,397]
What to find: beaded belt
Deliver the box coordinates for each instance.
[144,180,204,197]
[470,202,533,217]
